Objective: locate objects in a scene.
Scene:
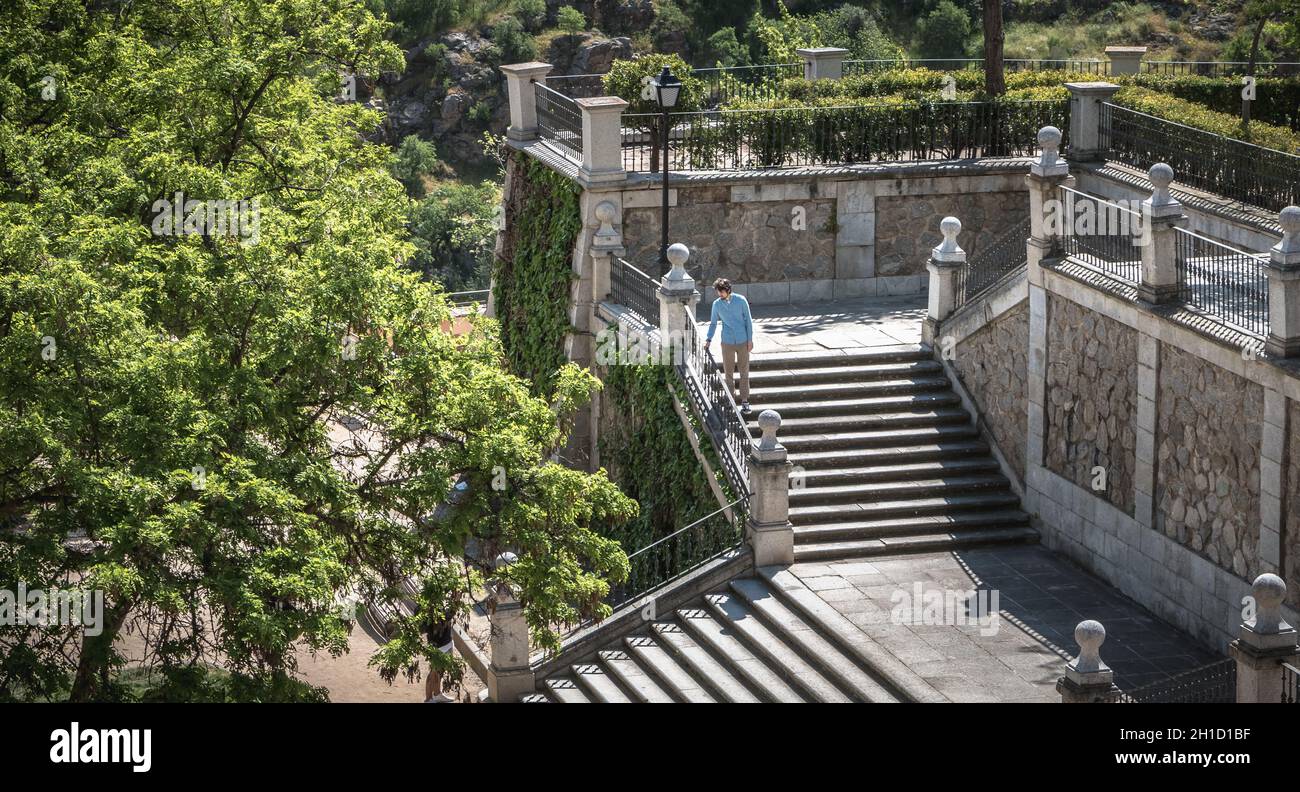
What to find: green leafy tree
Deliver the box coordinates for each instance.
[603,54,706,171]
[408,180,501,291]
[557,5,586,37]
[707,29,752,67]
[516,0,548,32]
[491,17,539,64]
[391,135,442,199]
[0,0,633,702]
[916,0,972,61]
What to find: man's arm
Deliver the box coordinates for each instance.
[741,297,754,344]
[705,299,719,343]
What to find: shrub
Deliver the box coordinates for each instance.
[390,135,440,198]
[491,17,537,63]
[514,0,547,32]
[1112,86,1300,153]
[916,1,971,60]
[556,5,585,37]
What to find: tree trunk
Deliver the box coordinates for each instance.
[68,601,132,702]
[983,0,1006,97]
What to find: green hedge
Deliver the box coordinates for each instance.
[1112,86,1300,153]
[1124,74,1300,132]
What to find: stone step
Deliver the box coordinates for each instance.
[570,662,633,703]
[777,424,979,452]
[793,525,1041,561]
[747,345,929,371]
[519,692,552,703]
[748,376,952,402]
[727,578,900,703]
[597,650,676,703]
[650,620,763,703]
[623,634,718,703]
[792,457,1000,485]
[701,593,852,703]
[786,440,991,469]
[544,676,593,703]
[746,359,944,387]
[674,606,805,702]
[749,408,970,438]
[788,474,1012,506]
[789,491,1024,524]
[793,509,1032,543]
[747,392,962,419]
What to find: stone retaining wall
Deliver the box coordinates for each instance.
[1044,296,1137,516]
[952,300,1029,480]
[1286,400,1300,611]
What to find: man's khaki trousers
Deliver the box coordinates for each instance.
[720,342,750,402]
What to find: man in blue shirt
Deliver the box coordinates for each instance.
[704,278,754,413]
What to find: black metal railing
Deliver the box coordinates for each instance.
[609,498,747,608]
[1051,186,1145,285]
[1142,61,1300,77]
[1100,102,1300,213]
[1174,228,1270,340]
[844,58,1108,76]
[694,62,805,106]
[447,289,489,307]
[609,256,660,327]
[541,72,606,99]
[678,304,752,498]
[955,216,1031,309]
[535,81,583,161]
[1103,658,1237,703]
[1284,662,1299,703]
[622,100,1067,172]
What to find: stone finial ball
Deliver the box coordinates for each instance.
[758,409,781,432]
[1075,619,1106,651]
[1148,162,1174,189]
[594,200,617,224]
[1251,573,1286,608]
[1037,125,1062,149]
[1280,206,1300,235]
[666,243,690,269]
[940,216,961,239]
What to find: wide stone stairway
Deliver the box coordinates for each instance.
[746,345,1036,561]
[524,568,923,702]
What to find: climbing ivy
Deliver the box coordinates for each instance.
[493,150,584,395]
[599,359,731,552]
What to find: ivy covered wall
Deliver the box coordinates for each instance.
[492,150,583,396]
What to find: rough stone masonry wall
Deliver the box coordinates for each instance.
[1287,399,1300,611]
[874,190,1029,279]
[953,300,1029,480]
[1044,296,1138,516]
[1154,344,1263,581]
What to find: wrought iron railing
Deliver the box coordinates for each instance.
[677,304,752,498]
[1102,658,1237,703]
[447,289,489,306]
[1100,102,1300,213]
[609,256,660,327]
[1051,185,1145,286]
[1174,228,1270,340]
[955,216,1031,309]
[1284,662,1299,703]
[535,81,583,161]
[844,58,1108,76]
[693,62,805,106]
[540,72,606,99]
[609,498,747,608]
[1142,61,1300,77]
[622,99,1067,172]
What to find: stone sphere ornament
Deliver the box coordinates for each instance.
[1072,619,1107,673]
[757,409,782,451]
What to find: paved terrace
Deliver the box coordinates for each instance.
[717,295,1217,701]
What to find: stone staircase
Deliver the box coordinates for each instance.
[524,568,934,703]
[745,345,1036,562]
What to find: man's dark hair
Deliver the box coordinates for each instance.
[713,278,731,292]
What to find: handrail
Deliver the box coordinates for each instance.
[955,216,1031,309]
[677,303,752,498]
[625,498,744,561]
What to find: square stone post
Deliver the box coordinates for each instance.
[1057,620,1121,702]
[576,96,629,187]
[657,243,699,360]
[1065,82,1120,163]
[922,217,965,346]
[485,553,535,702]
[797,47,850,80]
[1264,206,1300,358]
[1027,125,1073,269]
[1229,574,1299,703]
[501,62,553,142]
[1104,46,1147,76]
[747,411,793,567]
[1137,163,1187,305]
[589,199,624,305]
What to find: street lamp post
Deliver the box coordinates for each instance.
[651,66,681,274]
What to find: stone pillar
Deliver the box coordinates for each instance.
[575,96,629,187]
[589,199,624,305]
[1104,46,1147,77]
[1057,620,1121,702]
[658,243,699,358]
[1065,82,1121,163]
[747,410,794,567]
[1026,126,1073,270]
[1229,574,1299,703]
[1136,163,1186,305]
[1264,206,1300,358]
[922,217,965,345]
[797,47,850,81]
[501,62,553,142]
[486,553,536,702]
